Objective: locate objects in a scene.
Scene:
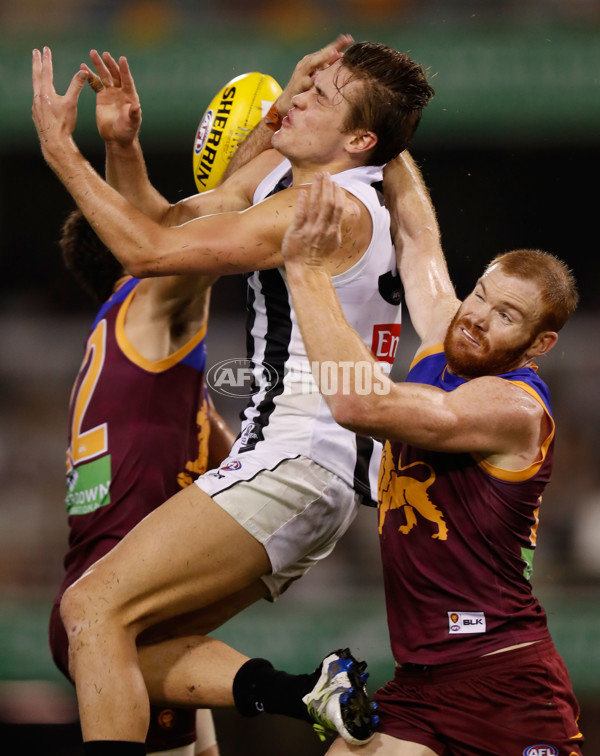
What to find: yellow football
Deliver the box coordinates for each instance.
[192,72,282,193]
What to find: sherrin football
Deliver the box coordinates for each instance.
[193,72,282,192]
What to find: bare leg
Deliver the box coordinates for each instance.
[194,708,219,756]
[326,733,438,755]
[61,484,271,742]
[137,580,270,708]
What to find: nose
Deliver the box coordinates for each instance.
[291,90,308,109]
[469,306,489,332]
[464,299,490,332]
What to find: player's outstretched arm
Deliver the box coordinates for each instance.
[84,50,185,224]
[383,153,458,347]
[32,49,291,278]
[84,50,261,226]
[281,174,545,459]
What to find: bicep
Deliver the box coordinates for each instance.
[354,378,538,456]
[169,149,285,225]
[396,236,458,344]
[137,197,289,277]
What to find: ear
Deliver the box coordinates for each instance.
[346,130,377,157]
[527,330,558,360]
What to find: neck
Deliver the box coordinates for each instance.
[290,156,365,186]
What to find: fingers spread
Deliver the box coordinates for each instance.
[66,69,90,101]
[293,188,309,230]
[41,46,55,93]
[89,49,116,87]
[32,48,42,94]
[118,56,138,96]
[102,51,122,86]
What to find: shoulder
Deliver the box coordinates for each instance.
[129,274,215,325]
[456,375,547,434]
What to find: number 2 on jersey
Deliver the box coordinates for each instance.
[68,319,109,468]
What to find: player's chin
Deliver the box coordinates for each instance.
[270,130,284,151]
[271,128,290,152]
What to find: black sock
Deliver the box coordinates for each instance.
[83,741,146,755]
[232,658,320,722]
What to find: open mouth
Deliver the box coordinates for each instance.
[459,326,480,347]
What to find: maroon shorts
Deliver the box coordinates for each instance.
[49,601,197,752]
[374,638,584,756]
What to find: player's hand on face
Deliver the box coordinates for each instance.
[276,33,354,117]
[81,50,142,146]
[32,47,89,155]
[282,173,347,268]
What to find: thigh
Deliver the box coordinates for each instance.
[199,452,361,599]
[139,579,270,643]
[71,483,271,635]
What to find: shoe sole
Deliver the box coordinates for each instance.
[337,650,376,745]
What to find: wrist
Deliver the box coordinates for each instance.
[264,102,284,132]
[105,137,141,157]
[284,256,328,282]
[40,133,79,168]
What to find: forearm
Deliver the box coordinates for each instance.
[43,137,168,275]
[384,153,457,339]
[284,262,465,447]
[105,138,173,223]
[284,261,392,423]
[220,119,274,183]
[285,260,533,455]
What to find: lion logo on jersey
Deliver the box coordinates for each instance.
[378,442,448,540]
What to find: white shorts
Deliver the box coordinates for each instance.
[194,450,361,599]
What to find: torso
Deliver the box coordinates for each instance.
[59,278,211,596]
[228,160,402,502]
[379,346,554,664]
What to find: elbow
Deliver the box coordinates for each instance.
[328,392,374,435]
[127,259,154,278]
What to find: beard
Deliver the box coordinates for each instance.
[443,311,536,379]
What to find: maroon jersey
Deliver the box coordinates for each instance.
[58,277,210,599]
[378,345,554,665]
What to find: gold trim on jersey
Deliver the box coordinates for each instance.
[476,380,555,482]
[408,343,444,371]
[115,285,207,372]
[406,346,554,482]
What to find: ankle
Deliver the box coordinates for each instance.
[232,658,318,722]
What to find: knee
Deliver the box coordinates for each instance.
[59,576,93,643]
[60,568,119,646]
[60,569,128,678]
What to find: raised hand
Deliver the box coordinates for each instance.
[275,33,354,117]
[81,50,142,147]
[282,173,347,268]
[32,47,89,156]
